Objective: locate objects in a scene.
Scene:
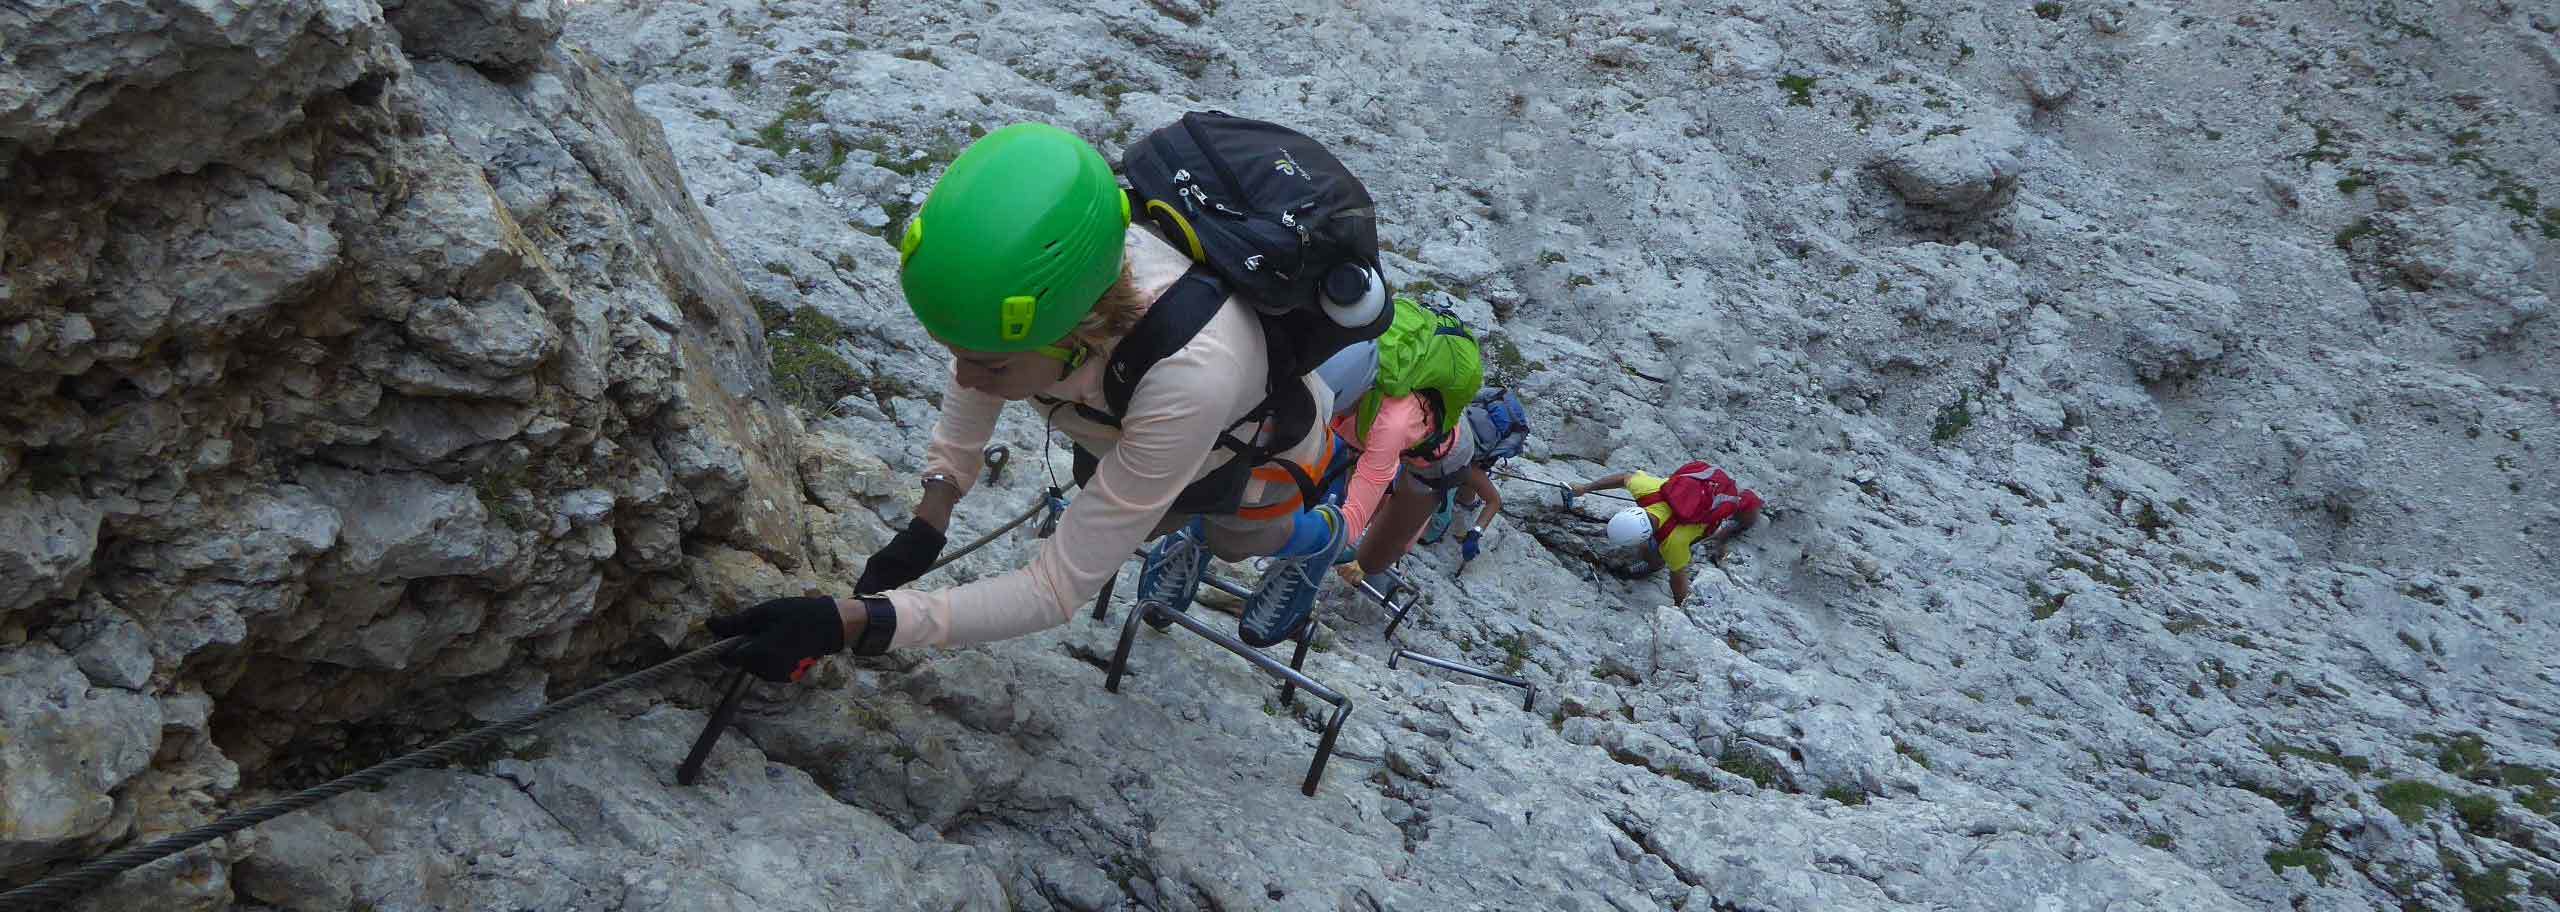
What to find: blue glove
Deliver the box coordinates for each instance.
[1561,487,1580,509]
[1460,529,1482,561]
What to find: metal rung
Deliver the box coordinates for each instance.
[677,666,753,785]
[1087,569,1118,621]
[1204,575,1253,599]
[1355,575,1421,640]
[1151,605,1344,705]
[1389,648,1537,712]
[1101,568,1353,797]
[1089,547,1152,622]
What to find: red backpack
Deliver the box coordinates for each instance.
[1633,461,1762,543]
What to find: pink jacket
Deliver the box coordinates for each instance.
[1329,396,1438,543]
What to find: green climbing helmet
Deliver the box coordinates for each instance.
[897,123,1130,352]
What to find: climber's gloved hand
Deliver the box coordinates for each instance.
[1460,529,1483,562]
[856,518,947,594]
[707,596,845,683]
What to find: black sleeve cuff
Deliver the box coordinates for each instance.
[851,597,897,656]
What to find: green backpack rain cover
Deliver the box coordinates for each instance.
[1354,296,1485,446]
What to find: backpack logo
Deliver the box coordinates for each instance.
[1116,111,1389,458]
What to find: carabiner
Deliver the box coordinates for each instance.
[1037,486,1068,538]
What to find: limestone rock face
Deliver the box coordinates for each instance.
[6,0,2556,910]
[384,0,568,78]
[2,0,820,902]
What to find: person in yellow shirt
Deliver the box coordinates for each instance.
[1565,464,1762,605]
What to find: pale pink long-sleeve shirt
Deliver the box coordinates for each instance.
[881,227,1330,649]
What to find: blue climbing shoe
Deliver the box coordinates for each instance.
[1239,505,1346,647]
[1136,518,1210,629]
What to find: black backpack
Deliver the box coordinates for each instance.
[1067,112,1394,507]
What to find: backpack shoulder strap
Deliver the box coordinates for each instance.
[1081,267,1329,508]
[1093,267,1228,423]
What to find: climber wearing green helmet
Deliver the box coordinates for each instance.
[706,123,1350,678]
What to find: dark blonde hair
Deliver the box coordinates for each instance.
[1070,260,1145,343]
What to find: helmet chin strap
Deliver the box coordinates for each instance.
[1036,339,1093,380]
[1059,342,1090,380]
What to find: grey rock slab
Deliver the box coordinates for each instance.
[297,465,516,580]
[386,0,567,77]
[402,284,561,376]
[0,0,402,179]
[86,168,341,345]
[60,603,154,691]
[374,395,534,464]
[233,703,1007,912]
[0,645,163,871]
[0,487,104,616]
[1875,115,2030,217]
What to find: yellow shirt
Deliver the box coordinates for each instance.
[1622,472,1708,572]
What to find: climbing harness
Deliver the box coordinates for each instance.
[3,482,1058,911]
[1035,487,1070,539]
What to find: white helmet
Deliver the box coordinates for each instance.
[1606,508,1654,549]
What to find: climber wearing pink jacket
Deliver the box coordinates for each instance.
[1308,322,1485,590]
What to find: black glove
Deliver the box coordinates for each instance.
[706,596,845,683]
[856,518,948,594]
